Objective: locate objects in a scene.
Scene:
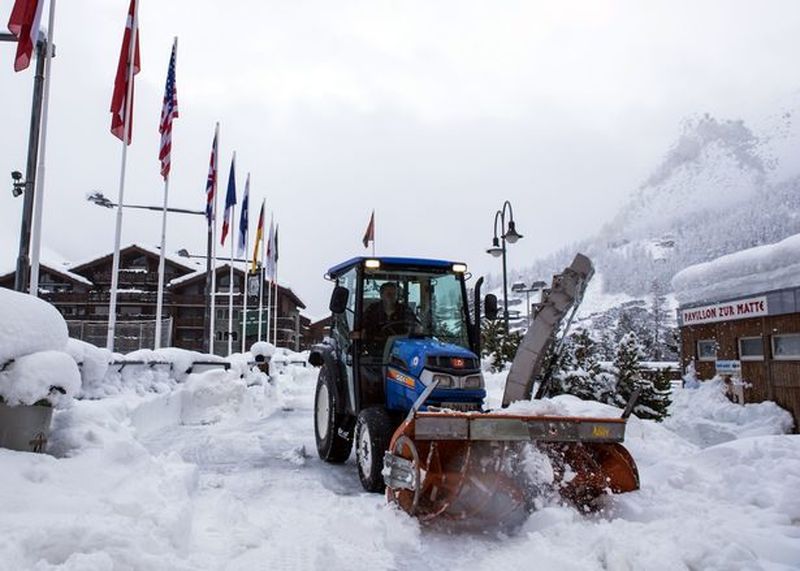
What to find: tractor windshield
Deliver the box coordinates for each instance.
[361,270,470,350]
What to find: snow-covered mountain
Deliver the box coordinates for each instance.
[512,101,800,301]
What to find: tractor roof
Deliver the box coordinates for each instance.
[326,257,464,279]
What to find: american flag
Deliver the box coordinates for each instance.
[159,38,179,180]
[205,125,218,225]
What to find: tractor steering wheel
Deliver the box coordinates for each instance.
[380,320,410,335]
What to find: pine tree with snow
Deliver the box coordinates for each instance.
[612,331,644,408]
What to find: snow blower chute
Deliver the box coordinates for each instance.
[310,254,639,528]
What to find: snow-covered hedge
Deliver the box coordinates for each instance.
[0,288,68,365]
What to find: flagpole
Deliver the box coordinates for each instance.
[208,123,219,355]
[227,153,236,356]
[265,213,273,345]
[106,0,139,352]
[257,216,265,342]
[273,266,278,346]
[29,0,57,296]
[372,210,376,256]
[240,174,250,353]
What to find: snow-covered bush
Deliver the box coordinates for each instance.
[0,288,68,365]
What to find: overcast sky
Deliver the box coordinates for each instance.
[2,0,800,316]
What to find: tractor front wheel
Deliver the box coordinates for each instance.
[314,365,353,463]
[355,407,394,493]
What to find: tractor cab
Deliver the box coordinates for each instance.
[310,256,493,490]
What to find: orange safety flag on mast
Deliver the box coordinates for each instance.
[362,210,374,248]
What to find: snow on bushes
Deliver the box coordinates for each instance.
[0,287,68,365]
[0,350,80,407]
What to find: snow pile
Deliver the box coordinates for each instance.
[180,370,250,425]
[0,288,68,365]
[0,351,81,407]
[250,341,276,362]
[672,232,800,305]
[0,289,79,407]
[663,380,795,446]
[65,338,111,396]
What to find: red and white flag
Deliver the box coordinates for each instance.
[110,0,141,144]
[158,38,178,179]
[7,0,44,72]
[362,210,375,248]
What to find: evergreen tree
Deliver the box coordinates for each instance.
[481,319,522,372]
[612,331,644,408]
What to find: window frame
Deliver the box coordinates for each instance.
[771,333,800,361]
[738,336,764,362]
[696,339,717,362]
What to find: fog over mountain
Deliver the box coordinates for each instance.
[502,99,800,298]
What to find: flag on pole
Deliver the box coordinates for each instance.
[266,216,275,280]
[220,155,237,246]
[158,38,179,180]
[251,199,265,272]
[274,224,279,263]
[7,0,44,72]
[362,210,374,248]
[205,126,218,224]
[110,0,141,144]
[237,173,250,257]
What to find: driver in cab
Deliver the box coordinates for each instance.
[362,282,415,348]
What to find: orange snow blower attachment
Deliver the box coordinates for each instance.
[384,409,639,528]
[382,252,640,528]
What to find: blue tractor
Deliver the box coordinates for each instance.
[309,256,492,492]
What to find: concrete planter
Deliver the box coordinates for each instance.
[0,400,53,453]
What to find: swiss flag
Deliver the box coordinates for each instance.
[7,0,44,72]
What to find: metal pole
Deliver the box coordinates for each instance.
[154,176,170,349]
[227,169,236,356]
[501,234,509,333]
[14,37,46,293]
[29,0,57,296]
[257,231,265,341]
[106,0,139,351]
[203,209,213,353]
[209,122,220,355]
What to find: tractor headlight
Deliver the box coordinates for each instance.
[433,374,453,388]
[463,375,484,389]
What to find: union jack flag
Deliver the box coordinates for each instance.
[159,38,179,180]
[205,125,218,225]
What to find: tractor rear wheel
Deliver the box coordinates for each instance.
[314,364,353,463]
[355,407,394,493]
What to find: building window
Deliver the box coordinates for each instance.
[697,340,717,361]
[772,334,800,360]
[738,337,764,361]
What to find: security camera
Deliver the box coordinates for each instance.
[11,186,23,198]
[11,171,22,181]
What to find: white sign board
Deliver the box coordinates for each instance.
[715,360,742,375]
[681,296,768,326]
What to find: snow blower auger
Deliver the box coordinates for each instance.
[310,254,639,530]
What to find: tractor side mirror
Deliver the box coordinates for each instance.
[484,294,498,320]
[329,286,349,314]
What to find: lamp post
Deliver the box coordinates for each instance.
[486,200,523,333]
[87,192,210,350]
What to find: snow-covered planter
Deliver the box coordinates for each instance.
[0,289,81,452]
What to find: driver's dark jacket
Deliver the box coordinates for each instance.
[361,301,413,340]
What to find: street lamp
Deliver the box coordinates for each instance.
[486,200,523,332]
[512,280,547,327]
[88,191,211,351]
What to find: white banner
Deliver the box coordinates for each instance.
[681,296,768,326]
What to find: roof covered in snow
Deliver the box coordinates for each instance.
[672,233,800,306]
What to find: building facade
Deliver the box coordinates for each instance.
[0,244,308,355]
[673,235,800,431]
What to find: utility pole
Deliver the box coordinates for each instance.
[3,33,48,292]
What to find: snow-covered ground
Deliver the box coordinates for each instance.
[1,354,798,570]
